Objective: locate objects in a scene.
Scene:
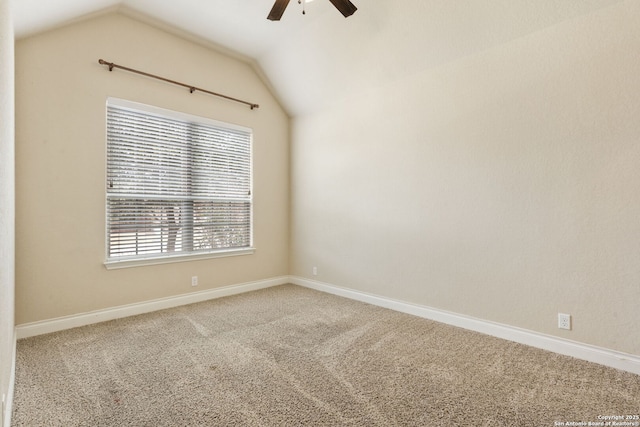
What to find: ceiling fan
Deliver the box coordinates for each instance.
[267,0,357,20]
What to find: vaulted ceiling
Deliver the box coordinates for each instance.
[13,0,624,116]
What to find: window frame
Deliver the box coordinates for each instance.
[104,97,254,270]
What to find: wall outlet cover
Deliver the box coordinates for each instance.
[558,313,571,330]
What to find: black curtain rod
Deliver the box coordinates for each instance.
[98,59,259,110]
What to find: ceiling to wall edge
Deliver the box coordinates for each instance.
[14,4,292,118]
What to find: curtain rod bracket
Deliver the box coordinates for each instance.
[97,58,259,110]
[98,59,115,72]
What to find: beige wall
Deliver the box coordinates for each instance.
[15,13,289,324]
[291,1,640,355]
[0,0,15,419]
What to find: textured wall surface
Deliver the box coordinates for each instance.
[15,13,290,324]
[291,1,640,355]
[0,0,15,421]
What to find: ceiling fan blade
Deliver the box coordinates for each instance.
[328,0,357,17]
[267,0,291,21]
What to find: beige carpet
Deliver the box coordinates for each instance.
[12,284,640,426]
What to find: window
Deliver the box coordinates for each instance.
[105,98,253,268]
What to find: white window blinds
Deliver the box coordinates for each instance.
[106,99,252,264]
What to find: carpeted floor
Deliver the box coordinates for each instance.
[12,284,640,426]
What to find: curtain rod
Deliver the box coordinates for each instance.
[98,59,259,110]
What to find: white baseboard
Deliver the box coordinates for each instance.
[291,276,640,376]
[2,332,16,427]
[13,275,640,376]
[15,276,289,339]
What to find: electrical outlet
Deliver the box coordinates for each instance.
[558,313,571,330]
[191,276,198,287]
[312,266,318,276]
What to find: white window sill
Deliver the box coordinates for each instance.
[104,248,255,270]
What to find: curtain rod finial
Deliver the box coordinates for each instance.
[99,59,114,71]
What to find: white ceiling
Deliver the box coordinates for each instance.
[13,0,625,116]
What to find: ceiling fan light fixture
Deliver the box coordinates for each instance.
[267,0,356,21]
